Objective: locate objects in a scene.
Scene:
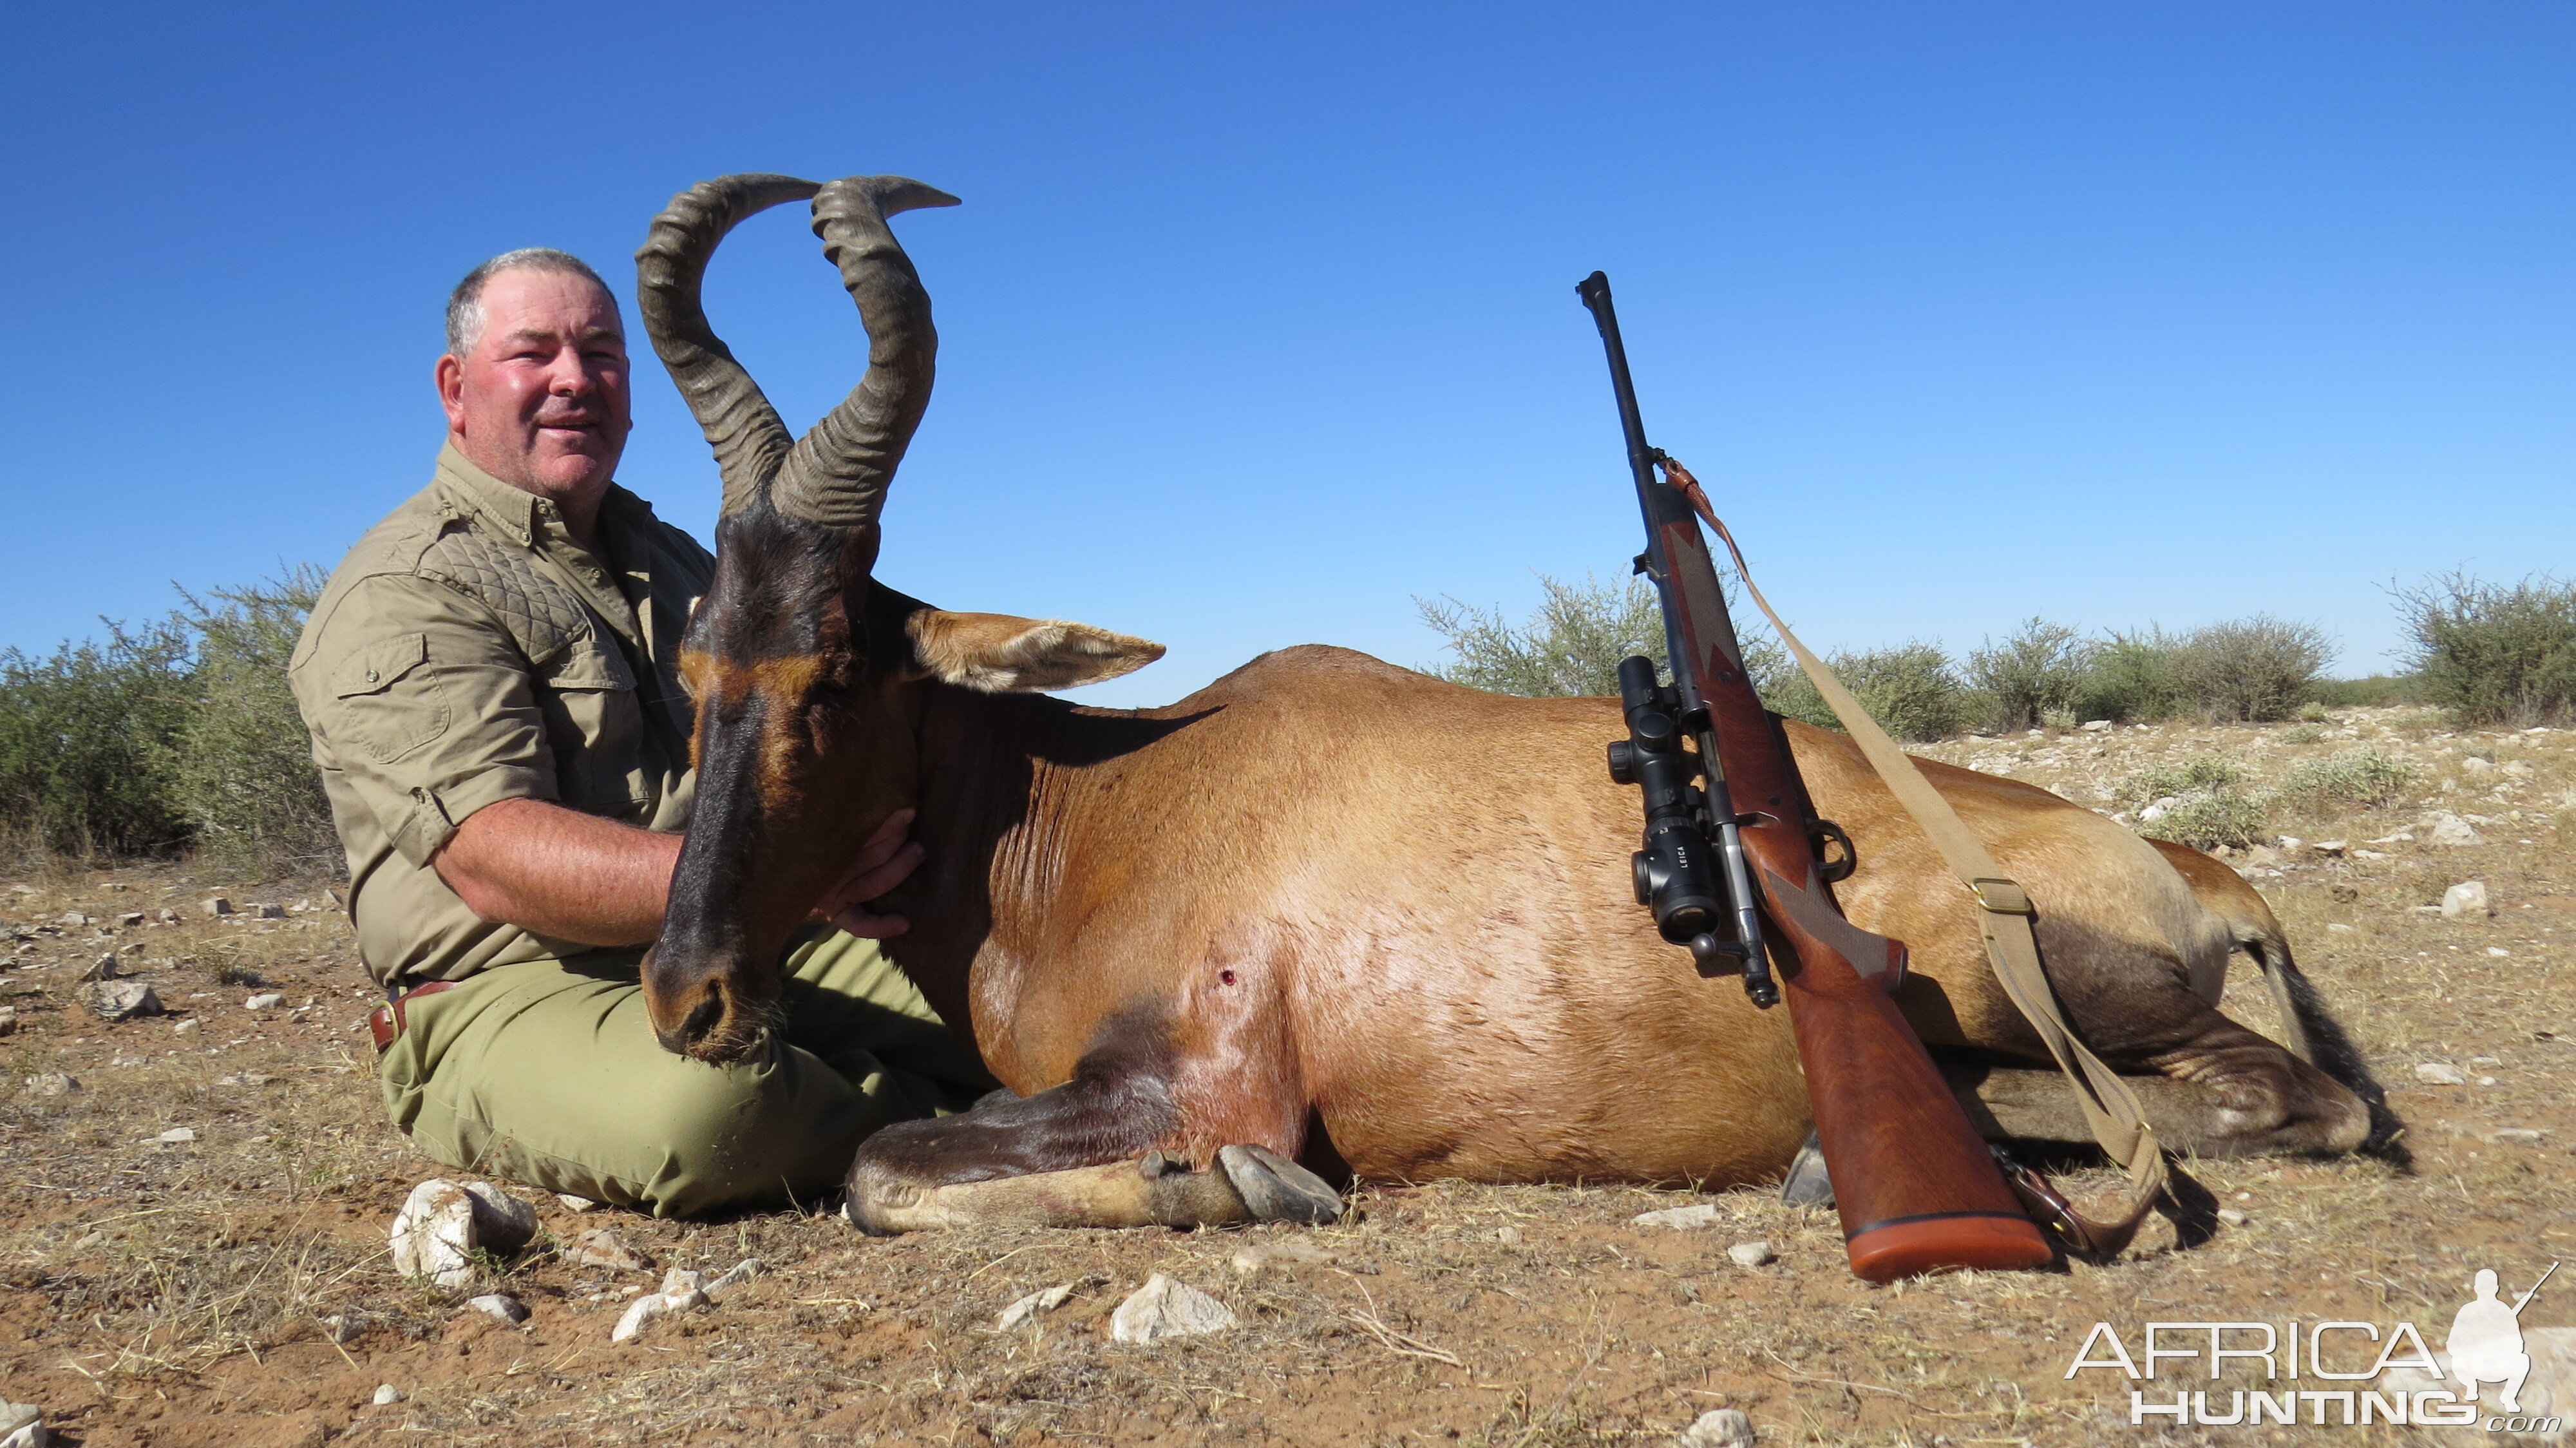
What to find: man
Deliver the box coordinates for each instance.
[290,248,992,1217]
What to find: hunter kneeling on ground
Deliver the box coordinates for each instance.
[288,247,994,1217]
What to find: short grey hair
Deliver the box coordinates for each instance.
[444,248,615,357]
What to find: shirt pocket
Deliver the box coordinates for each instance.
[328,632,450,765]
[539,642,650,818]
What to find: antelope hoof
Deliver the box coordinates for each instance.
[1218,1144,1343,1225]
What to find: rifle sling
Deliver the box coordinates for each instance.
[1664,461,2166,1259]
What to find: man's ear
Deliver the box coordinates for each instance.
[904,610,1165,692]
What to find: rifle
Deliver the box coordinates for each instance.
[1577,270,2055,1281]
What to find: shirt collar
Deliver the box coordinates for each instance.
[431,441,549,547]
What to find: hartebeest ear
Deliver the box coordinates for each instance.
[904,610,1165,692]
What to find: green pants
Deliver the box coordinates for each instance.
[377,929,995,1217]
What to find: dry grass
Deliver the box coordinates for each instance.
[4,709,2573,1445]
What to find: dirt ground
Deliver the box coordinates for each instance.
[3,707,2570,1447]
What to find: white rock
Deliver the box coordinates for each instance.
[2490,947,2514,958]
[77,953,118,982]
[562,1228,650,1273]
[462,1293,527,1324]
[1632,1203,1722,1230]
[0,1403,43,1448]
[2416,1062,2469,1085]
[0,1007,15,1038]
[388,1179,536,1288]
[2464,756,2495,774]
[611,1274,714,1342]
[158,1127,196,1143]
[244,992,285,1010]
[80,980,162,1021]
[2313,839,2349,855]
[2425,812,2486,846]
[251,903,286,920]
[611,1291,681,1342]
[1677,1407,1756,1448]
[2503,760,2536,779]
[2081,719,2112,732]
[2216,1208,2248,1227]
[1110,1273,1236,1342]
[994,1282,1075,1329]
[370,1384,401,1405]
[319,1313,363,1343]
[703,1258,763,1299]
[202,897,233,917]
[2443,881,2493,918]
[171,1018,199,1034]
[390,1181,478,1288]
[1726,1239,1777,1268]
[554,1193,600,1212]
[24,1073,79,1096]
[2327,922,2356,933]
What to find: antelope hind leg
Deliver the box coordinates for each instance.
[1946,1020,2376,1159]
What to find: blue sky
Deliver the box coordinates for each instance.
[4,3,2568,707]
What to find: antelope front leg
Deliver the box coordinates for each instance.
[848,1141,1339,1234]
[842,1061,1340,1234]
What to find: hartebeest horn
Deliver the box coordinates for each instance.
[771,175,959,533]
[636,173,822,518]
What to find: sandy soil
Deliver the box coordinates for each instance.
[2,707,2570,1447]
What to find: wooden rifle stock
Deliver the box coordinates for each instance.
[1578,271,2052,1281]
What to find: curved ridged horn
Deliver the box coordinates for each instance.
[770,175,960,531]
[634,174,823,518]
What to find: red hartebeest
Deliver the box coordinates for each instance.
[636,174,2401,1234]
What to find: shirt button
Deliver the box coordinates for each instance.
[365,669,380,683]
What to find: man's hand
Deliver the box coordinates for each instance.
[814,808,926,938]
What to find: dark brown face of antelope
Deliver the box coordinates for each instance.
[649,510,915,1057]
[632,172,952,1061]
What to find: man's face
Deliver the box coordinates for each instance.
[436,268,632,499]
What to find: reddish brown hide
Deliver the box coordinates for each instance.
[836,643,2394,1199]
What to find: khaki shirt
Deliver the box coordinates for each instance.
[290,443,712,989]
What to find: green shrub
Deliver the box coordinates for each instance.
[2306,674,2427,709]
[2394,571,2576,726]
[2075,631,2186,723]
[2277,750,2416,810]
[2120,753,2271,850]
[1771,642,1971,743]
[2278,723,2326,745]
[2169,615,2334,723]
[1966,617,2094,732]
[2139,790,2272,852]
[1417,571,1792,701]
[0,566,337,874]
[2125,754,2254,803]
[171,569,337,877]
[0,620,195,858]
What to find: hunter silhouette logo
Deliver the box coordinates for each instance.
[2450,1262,2555,1413]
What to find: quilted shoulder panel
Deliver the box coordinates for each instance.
[415,524,594,667]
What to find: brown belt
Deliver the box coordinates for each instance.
[366,980,457,1053]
